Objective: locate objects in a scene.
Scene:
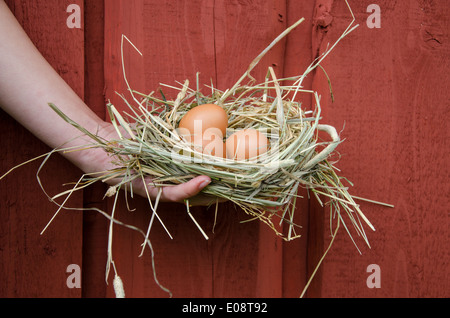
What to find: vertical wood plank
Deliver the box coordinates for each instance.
[212,0,288,298]
[103,0,148,298]
[103,0,217,297]
[304,0,334,297]
[309,0,449,297]
[281,0,315,297]
[81,0,109,298]
[0,0,84,297]
[142,0,218,95]
[214,0,288,89]
[140,0,218,297]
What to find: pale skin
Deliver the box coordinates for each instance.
[0,1,218,206]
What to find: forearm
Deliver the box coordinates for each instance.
[0,1,110,173]
[0,1,214,204]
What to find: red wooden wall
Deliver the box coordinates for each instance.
[0,0,448,298]
[309,0,449,297]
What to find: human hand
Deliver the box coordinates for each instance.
[130,175,221,207]
[86,123,225,207]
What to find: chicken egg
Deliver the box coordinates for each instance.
[178,104,227,158]
[178,103,228,139]
[225,129,269,160]
[192,133,226,158]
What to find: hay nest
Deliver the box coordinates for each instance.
[49,13,375,246]
[81,73,362,243]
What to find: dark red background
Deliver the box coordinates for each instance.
[0,0,448,298]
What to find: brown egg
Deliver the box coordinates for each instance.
[226,129,269,160]
[193,133,226,158]
[178,104,228,140]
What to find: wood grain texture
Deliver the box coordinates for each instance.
[0,0,84,297]
[81,0,109,298]
[3,0,446,299]
[281,0,315,297]
[212,0,287,298]
[102,0,216,298]
[308,0,449,297]
[213,0,287,88]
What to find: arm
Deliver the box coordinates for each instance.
[0,1,212,204]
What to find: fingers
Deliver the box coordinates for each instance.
[141,175,211,204]
[161,175,211,203]
[130,175,227,206]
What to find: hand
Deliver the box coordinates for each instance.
[131,175,219,206]
[83,123,224,207]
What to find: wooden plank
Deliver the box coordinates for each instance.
[281,0,316,297]
[103,0,148,298]
[81,0,109,298]
[212,0,287,298]
[0,0,84,297]
[304,0,334,298]
[309,0,449,297]
[102,0,217,297]
[142,0,218,95]
[214,0,288,89]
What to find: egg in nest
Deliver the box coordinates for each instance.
[178,103,228,158]
[225,129,269,161]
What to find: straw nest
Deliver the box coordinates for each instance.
[48,12,375,247]
[73,73,353,243]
